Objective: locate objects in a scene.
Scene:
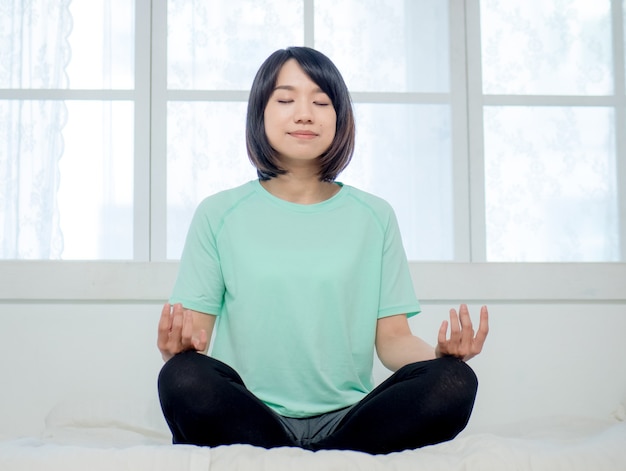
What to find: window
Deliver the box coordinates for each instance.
[478,0,622,261]
[162,0,455,261]
[0,0,138,259]
[1,0,624,262]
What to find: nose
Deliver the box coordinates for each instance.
[293,101,313,123]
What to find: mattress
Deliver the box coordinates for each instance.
[1,396,625,471]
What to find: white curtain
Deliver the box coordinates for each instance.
[480,0,619,262]
[0,0,72,258]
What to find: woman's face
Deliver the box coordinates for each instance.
[263,59,337,170]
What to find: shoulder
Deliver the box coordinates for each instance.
[195,181,258,218]
[342,185,396,226]
[187,181,258,238]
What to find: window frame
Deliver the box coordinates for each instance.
[465,0,626,261]
[0,0,624,303]
[149,0,473,262]
[1,260,624,303]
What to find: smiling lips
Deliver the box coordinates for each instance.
[289,130,318,139]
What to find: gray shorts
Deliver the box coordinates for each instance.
[276,405,354,448]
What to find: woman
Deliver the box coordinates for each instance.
[157,46,489,455]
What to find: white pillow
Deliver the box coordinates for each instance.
[44,393,171,439]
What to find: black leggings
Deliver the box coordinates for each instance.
[158,351,478,455]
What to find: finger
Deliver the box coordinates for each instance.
[437,320,449,346]
[180,310,194,347]
[157,303,173,349]
[436,320,450,357]
[472,306,490,352]
[158,303,172,332]
[448,308,461,341]
[458,304,473,330]
[169,304,185,343]
[193,329,209,353]
[458,304,475,351]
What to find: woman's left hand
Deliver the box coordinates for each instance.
[435,304,489,361]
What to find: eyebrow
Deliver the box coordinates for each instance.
[273,85,326,94]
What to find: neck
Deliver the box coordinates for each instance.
[260,173,339,204]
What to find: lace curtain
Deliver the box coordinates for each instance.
[481,0,619,261]
[0,0,72,258]
[165,0,453,261]
[0,0,621,261]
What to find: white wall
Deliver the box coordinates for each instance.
[1,262,625,438]
[0,303,159,437]
[410,302,626,432]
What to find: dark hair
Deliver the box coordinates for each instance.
[246,47,355,182]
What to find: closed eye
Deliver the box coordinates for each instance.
[314,101,331,106]
[277,99,294,104]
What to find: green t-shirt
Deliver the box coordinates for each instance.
[171,180,421,417]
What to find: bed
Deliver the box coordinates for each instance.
[1,394,625,471]
[2,299,626,470]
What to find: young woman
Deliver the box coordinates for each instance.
[157,46,489,455]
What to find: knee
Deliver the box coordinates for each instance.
[436,357,479,405]
[440,356,478,391]
[157,351,216,405]
[425,358,479,442]
[158,351,202,388]
[402,356,478,392]
[404,356,478,408]
[158,351,242,401]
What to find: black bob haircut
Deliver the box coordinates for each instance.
[246,47,355,182]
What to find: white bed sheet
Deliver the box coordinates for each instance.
[1,397,625,471]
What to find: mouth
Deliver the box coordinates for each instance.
[289,130,318,139]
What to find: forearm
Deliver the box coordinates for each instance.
[376,334,437,372]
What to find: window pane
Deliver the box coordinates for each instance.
[0,100,65,258]
[167,102,256,258]
[0,1,70,88]
[0,101,134,259]
[343,104,453,260]
[166,103,453,261]
[0,0,134,89]
[315,0,449,92]
[480,0,612,95]
[484,107,618,261]
[57,101,134,259]
[66,0,135,89]
[167,0,302,90]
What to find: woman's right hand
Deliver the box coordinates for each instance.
[157,303,209,362]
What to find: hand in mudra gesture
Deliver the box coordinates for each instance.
[157,303,208,362]
[435,304,489,362]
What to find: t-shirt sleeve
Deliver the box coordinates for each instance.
[377,207,421,319]
[169,200,225,315]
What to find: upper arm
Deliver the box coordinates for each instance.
[172,202,225,317]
